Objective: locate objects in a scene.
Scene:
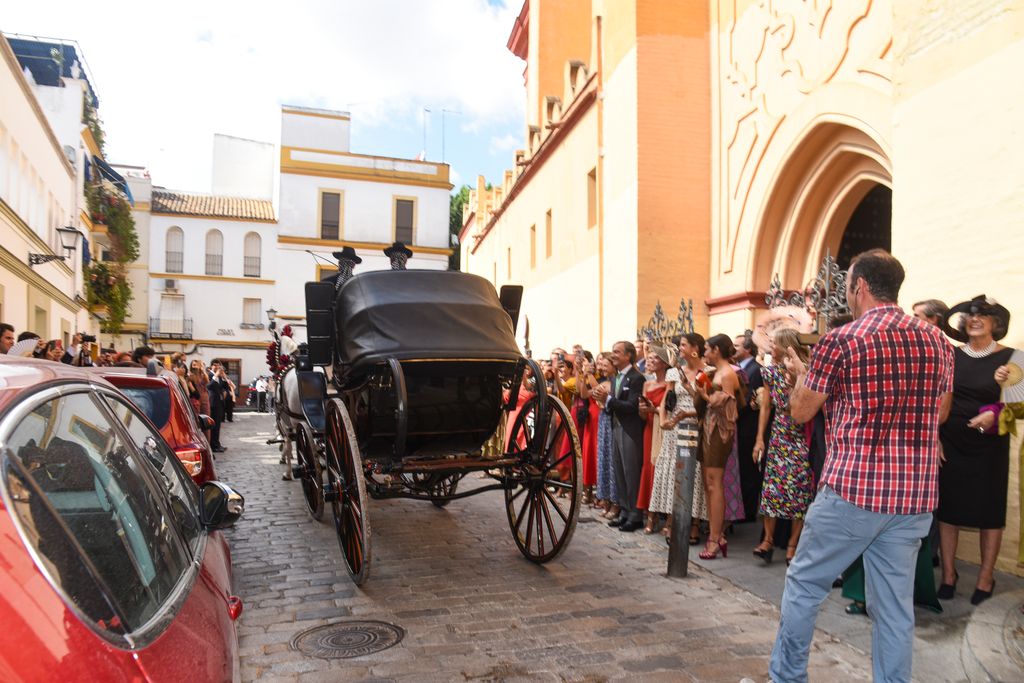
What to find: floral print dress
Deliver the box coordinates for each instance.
[758,364,814,519]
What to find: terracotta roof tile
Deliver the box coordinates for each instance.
[152,189,275,221]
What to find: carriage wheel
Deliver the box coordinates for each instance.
[324,398,371,585]
[503,396,581,563]
[429,473,462,508]
[399,472,462,508]
[295,422,325,522]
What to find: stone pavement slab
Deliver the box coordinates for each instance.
[217,414,870,682]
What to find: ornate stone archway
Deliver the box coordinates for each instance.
[751,121,892,293]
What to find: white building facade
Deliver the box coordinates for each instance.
[115,106,453,395]
[0,35,88,341]
[273,105,453,315]
[145,188,276,392]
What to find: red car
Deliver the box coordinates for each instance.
[96,366,217,485]
[0,357,243,681]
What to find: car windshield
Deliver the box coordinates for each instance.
[118,386,171,430]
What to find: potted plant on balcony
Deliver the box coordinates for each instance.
[84,180,139,334]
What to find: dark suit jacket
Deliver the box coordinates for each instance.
[737,358,764,425]
[207,375,228,417]
[605,367,646,442]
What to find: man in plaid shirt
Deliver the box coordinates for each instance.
[769,250,954,683]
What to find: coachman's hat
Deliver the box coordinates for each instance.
[332,246,362,264]
[940,294,1011,342]
[384,241,413,259]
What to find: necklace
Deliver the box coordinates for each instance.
[961,341,997,358]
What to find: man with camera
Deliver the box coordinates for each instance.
[61,333,96,367]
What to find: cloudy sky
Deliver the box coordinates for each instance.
[4,0,526,194]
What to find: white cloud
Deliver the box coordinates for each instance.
[489,132,520,155]
[3,0,526,191]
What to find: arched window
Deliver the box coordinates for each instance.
[165,227,183,273]
[243,232,261,277]
[205,229,223,276]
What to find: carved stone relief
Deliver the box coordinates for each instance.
[717,0,892,275]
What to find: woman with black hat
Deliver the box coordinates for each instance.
[937,295,1015,605]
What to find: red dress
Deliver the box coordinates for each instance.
[504,386,535,451]
[636,383,667,511]
[581,399,600,487]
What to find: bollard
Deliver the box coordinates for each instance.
[667,440,697,577]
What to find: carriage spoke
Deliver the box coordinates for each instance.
[508,486,528,506]
[524,495,536,550]
[542,488,570,524]
[513,490,531,535]
[543,451,572,475]
[534,494,545,555]
[538,492,558,546]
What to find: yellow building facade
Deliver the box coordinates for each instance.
[464,0,1024,572]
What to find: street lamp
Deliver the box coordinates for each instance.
[29,226,82,267]
[266,306,277,322]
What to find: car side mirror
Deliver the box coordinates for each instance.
[199,481,244,529]
[199,414,215,430]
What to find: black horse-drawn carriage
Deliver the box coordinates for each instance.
[289,266,581,585]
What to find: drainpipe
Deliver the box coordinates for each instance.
[595,15,605,350]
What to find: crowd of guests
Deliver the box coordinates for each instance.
[0,323,236,453]
[526,330,816,564]
[513,249,1021,681]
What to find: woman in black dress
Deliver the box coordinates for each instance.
[937,295,1014,605]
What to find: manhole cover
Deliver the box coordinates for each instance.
[291,620,405,659]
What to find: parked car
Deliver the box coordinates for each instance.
[0,357,243,681]
[95,365,217,485]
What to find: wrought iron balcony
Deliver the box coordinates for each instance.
[205,254,223,276]
[149,317,193,339]
[166,251,183,273]
[243,256,261,277]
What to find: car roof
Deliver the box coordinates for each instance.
[0,357,115,414]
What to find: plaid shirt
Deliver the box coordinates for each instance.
[804,305,954,514]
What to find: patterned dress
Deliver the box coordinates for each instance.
[595,390,617,503]
[650,369,688,514]
[758,364,814,519]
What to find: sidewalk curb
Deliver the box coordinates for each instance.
[961,587,1024,682]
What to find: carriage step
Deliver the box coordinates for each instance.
[266,437,284,445]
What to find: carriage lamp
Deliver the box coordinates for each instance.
[28,226,82,267]
[266,306,277,322]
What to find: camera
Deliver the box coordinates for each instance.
[558,352,565,363]
[80,334,96,343]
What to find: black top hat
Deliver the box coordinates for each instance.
[940,294,1011,342]
[332,246,362,264]
[383,241,413,259]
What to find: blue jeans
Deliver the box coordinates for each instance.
[770,486,931,683]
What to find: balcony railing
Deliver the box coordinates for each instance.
[205,254,223,276]
[166,251,183,273]
[149,317,193,339]
[243,256,261,277]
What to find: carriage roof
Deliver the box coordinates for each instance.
[333,269,521,370]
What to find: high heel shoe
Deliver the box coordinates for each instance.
[643,513,657,534]
[699,540,724,560]
[937,571,959,600]
[785,544,797,566]
[970,580,994,606]
[753,543,774,565]
[719,538,728,558]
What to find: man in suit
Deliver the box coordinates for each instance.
[207,360,229,453]
[592,341,647,532]
[734,331,764,522]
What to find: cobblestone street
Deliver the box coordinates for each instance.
[217,413,870,682]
